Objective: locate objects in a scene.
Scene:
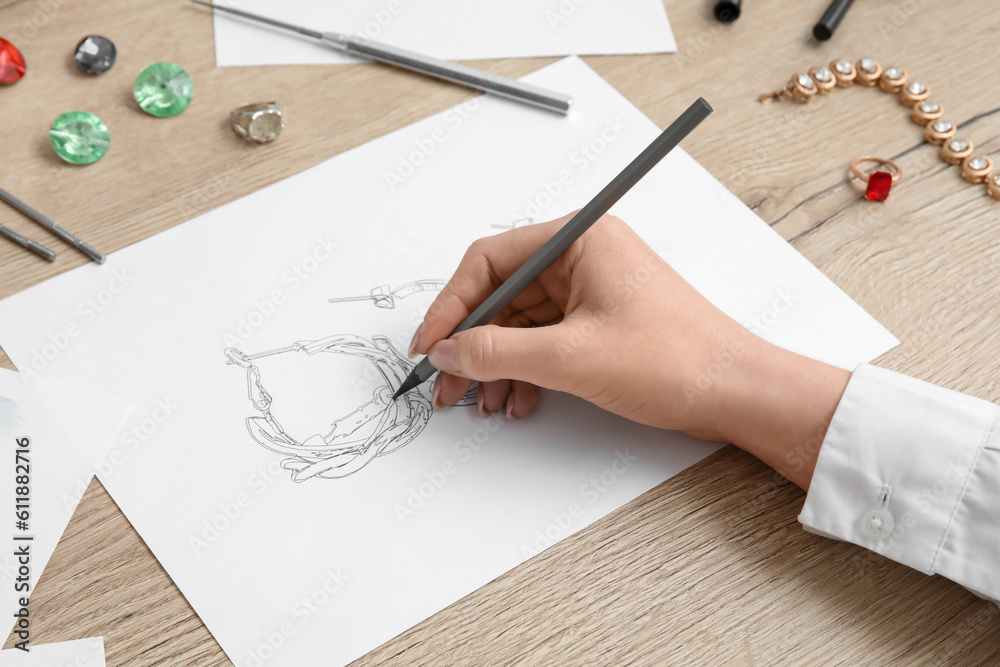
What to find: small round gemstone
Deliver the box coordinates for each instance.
[248,113,283,142]
[813,68,832,82]
[797,73,814,88]
[932,121,952,132]
[949,139,969,152]
[994,173,1000,185]
[967,157,988,170]
[73,35,117,74]
[835,60,852,74]
[885,67,902,79]
[0,36,27,84]
[49,111,110,165]
[134,62,193,117]
[908,82,926,94]
[860,57,876,72]
[920,102,939,113]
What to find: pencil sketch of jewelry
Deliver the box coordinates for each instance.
[491,217,534,230]
[225,281,473,482]
[328,280,447,309]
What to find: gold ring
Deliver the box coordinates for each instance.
[850,157,902,183]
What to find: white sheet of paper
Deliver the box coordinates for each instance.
[0,637,105,667]
[211,0,676,67]
[0,370,127,648]
[25,378,132,479]
[0,58,897,666]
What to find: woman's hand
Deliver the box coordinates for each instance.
[409,213,851,489]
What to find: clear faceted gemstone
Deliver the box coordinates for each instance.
[885,67,902,79]
[813,68,832,82]
[835,60,852,74]
[995,173,1000,185]
[49,110,110,164]
[908,82,926,94]
[968,157,988,170]
[932,120,952,133]
[860,57,876,72]
[949,139,969,152]
[920,102,939,113]
[248,112,283,142]
[73,35,116,74]
[797,73,814,88]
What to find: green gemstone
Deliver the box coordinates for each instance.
[133,62,193,117]
[49,111,110,165]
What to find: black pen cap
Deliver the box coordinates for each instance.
[813,0,855,40]
[714,0,741,22]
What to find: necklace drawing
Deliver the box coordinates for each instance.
[224,281,474,482]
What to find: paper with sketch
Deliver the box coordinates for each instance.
[0,57,897,666]
[0,370,127,648]
[211,0,676,67]
[0,637,104,666]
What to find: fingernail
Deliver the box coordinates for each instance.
[477,387,488,418]
[432,377,444,412]
[407,323,424,359]
[427,339,460,373]
[506,392,517,421]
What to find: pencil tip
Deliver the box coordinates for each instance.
[391,380,410,400]
[392,372,423,400]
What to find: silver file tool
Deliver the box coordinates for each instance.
[192,1,573,115]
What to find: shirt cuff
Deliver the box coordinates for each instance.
[798,363,1000,603]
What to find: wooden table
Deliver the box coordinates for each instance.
[2,0,998,664]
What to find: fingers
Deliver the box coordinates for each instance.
[477,378,511,417]
[426,322,574,390]
[471,378,539,420]
[507,380,539,420]
[410,215,576,357]
[437,375,540,421]
[431,372,471,412]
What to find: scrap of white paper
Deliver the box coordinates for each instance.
[211,0,676,67]
[25,379,132,477]
[0,57,897,667]
[0,371,127,649]
[0,637,105,666]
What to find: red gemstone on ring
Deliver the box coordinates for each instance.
[0,37,27,84]
[865,170,893,201]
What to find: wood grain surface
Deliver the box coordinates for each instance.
[2,0,998,664]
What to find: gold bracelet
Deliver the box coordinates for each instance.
[761,57,999,201]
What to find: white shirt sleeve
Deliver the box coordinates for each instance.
[798,363,1000,603]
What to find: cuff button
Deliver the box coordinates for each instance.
[860,508,895,541]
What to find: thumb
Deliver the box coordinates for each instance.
[426,324,576,389]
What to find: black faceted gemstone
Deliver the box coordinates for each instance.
[73,35,116,74]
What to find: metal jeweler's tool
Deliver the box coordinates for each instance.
[393,97,713,399]
[191,0,573,115]
[0,223,56,262]
[0,187,105,264]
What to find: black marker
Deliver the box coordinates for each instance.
[714,0,741,23]
[392,98,714,399]
[813,0,855,41]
